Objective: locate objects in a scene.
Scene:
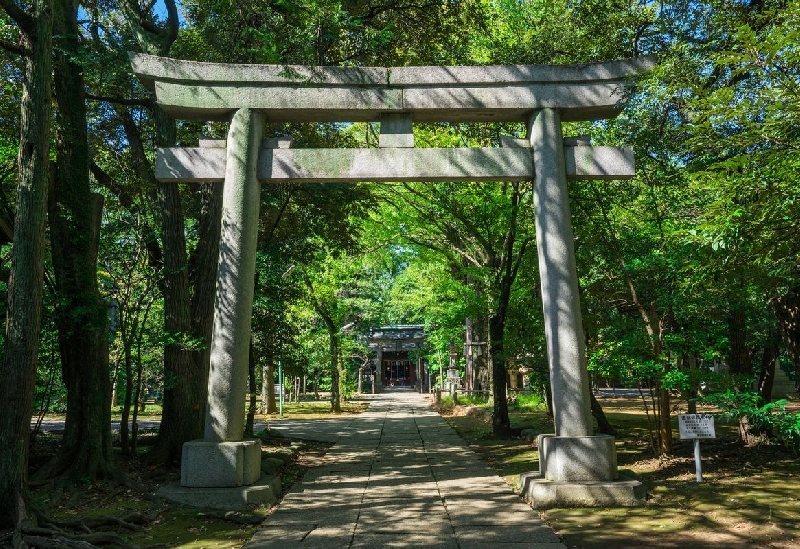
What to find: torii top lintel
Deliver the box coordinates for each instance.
[129,53,655,123]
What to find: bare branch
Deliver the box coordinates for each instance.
[0,0,35,37]
[162,0,179,48]
[118,0,178,56]
[0,36,24,55]
[85,93,149,108]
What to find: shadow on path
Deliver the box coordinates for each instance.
[248,389,565,549]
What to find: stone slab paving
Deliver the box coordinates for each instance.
[245,389,565,549]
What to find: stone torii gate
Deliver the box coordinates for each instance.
[131,53,652,508]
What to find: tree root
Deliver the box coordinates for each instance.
[0,531,14,549]
[11,511,153,549]
[22,535,94,549]
[22,533,137,549]
[43,513,150,533]
[199,511,264,525]
[74,532,137,549]
[21,531,137,549]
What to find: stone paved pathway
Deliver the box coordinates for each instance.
[245,389,565,549]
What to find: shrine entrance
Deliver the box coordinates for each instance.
[366,325,425,391]
[384,356,413,387]
[130,52,651,506]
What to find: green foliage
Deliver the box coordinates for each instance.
[2,0,798,477]
[454,393,490,407]
[470,0,654,65]
[513,392,545,411]
[704,390,800,452]
[442,393,491,408]
[181,0,484,66]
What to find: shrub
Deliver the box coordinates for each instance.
[514,392,545,410]
[703,390,800,451]
[442,393,489,407]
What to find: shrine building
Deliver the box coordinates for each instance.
[366,325,426,392]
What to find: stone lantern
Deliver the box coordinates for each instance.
[518,366,532,393]
[446,340,461,395]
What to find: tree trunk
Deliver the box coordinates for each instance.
[188,181,222,416]
[147,176,196,465]
[543,383,553,418]
[0,0,53,529]
[132,362,143,455]
[589,391,615,435]
[330,334,342,413]
[149,120,220,466]
[132,302,153,455]
[265,361,277,414]
[757,329,781,402]
[120,346,134,454]
[652,318,673,455]
[489,314,510,434]
[109,358,120,414]
[466,315,489,392]
[45,0,112,480]
[727,306,752,378]
[301,271,342,412]
[658,387,672,455]
[773,287,800,384]
[155,181,221,459]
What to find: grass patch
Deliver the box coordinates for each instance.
[260,399,369,419]
[513,392,546,410]
[440,393,490,408]
[443,394,800,549]
[28,401,357,549]
[111,403,164,418]
[28,394,800,549]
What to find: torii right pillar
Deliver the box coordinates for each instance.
[520,109,645,508]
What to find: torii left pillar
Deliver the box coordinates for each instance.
[180,108,263,488]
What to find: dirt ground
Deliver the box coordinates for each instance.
[13,396,800,549]
[447,394,800,549]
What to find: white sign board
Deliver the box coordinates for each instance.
[678,414,716,440]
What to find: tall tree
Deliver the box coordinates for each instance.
[0,0,52,529]
[374,179,535,434]
[119,0,222,464]
[300,248,385,411]
[681,1,800,384]
[39,0,112,481]
[302,266,345,412]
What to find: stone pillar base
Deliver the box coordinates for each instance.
[518,434,644,508]
[539,434,617,481]
[181,439,262,487]
[159,475,281,511]
[519,471,645,509]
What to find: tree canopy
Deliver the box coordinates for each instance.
[1,0,799,533]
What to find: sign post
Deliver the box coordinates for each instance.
[678,414,716,482]
[278,360,284,419]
